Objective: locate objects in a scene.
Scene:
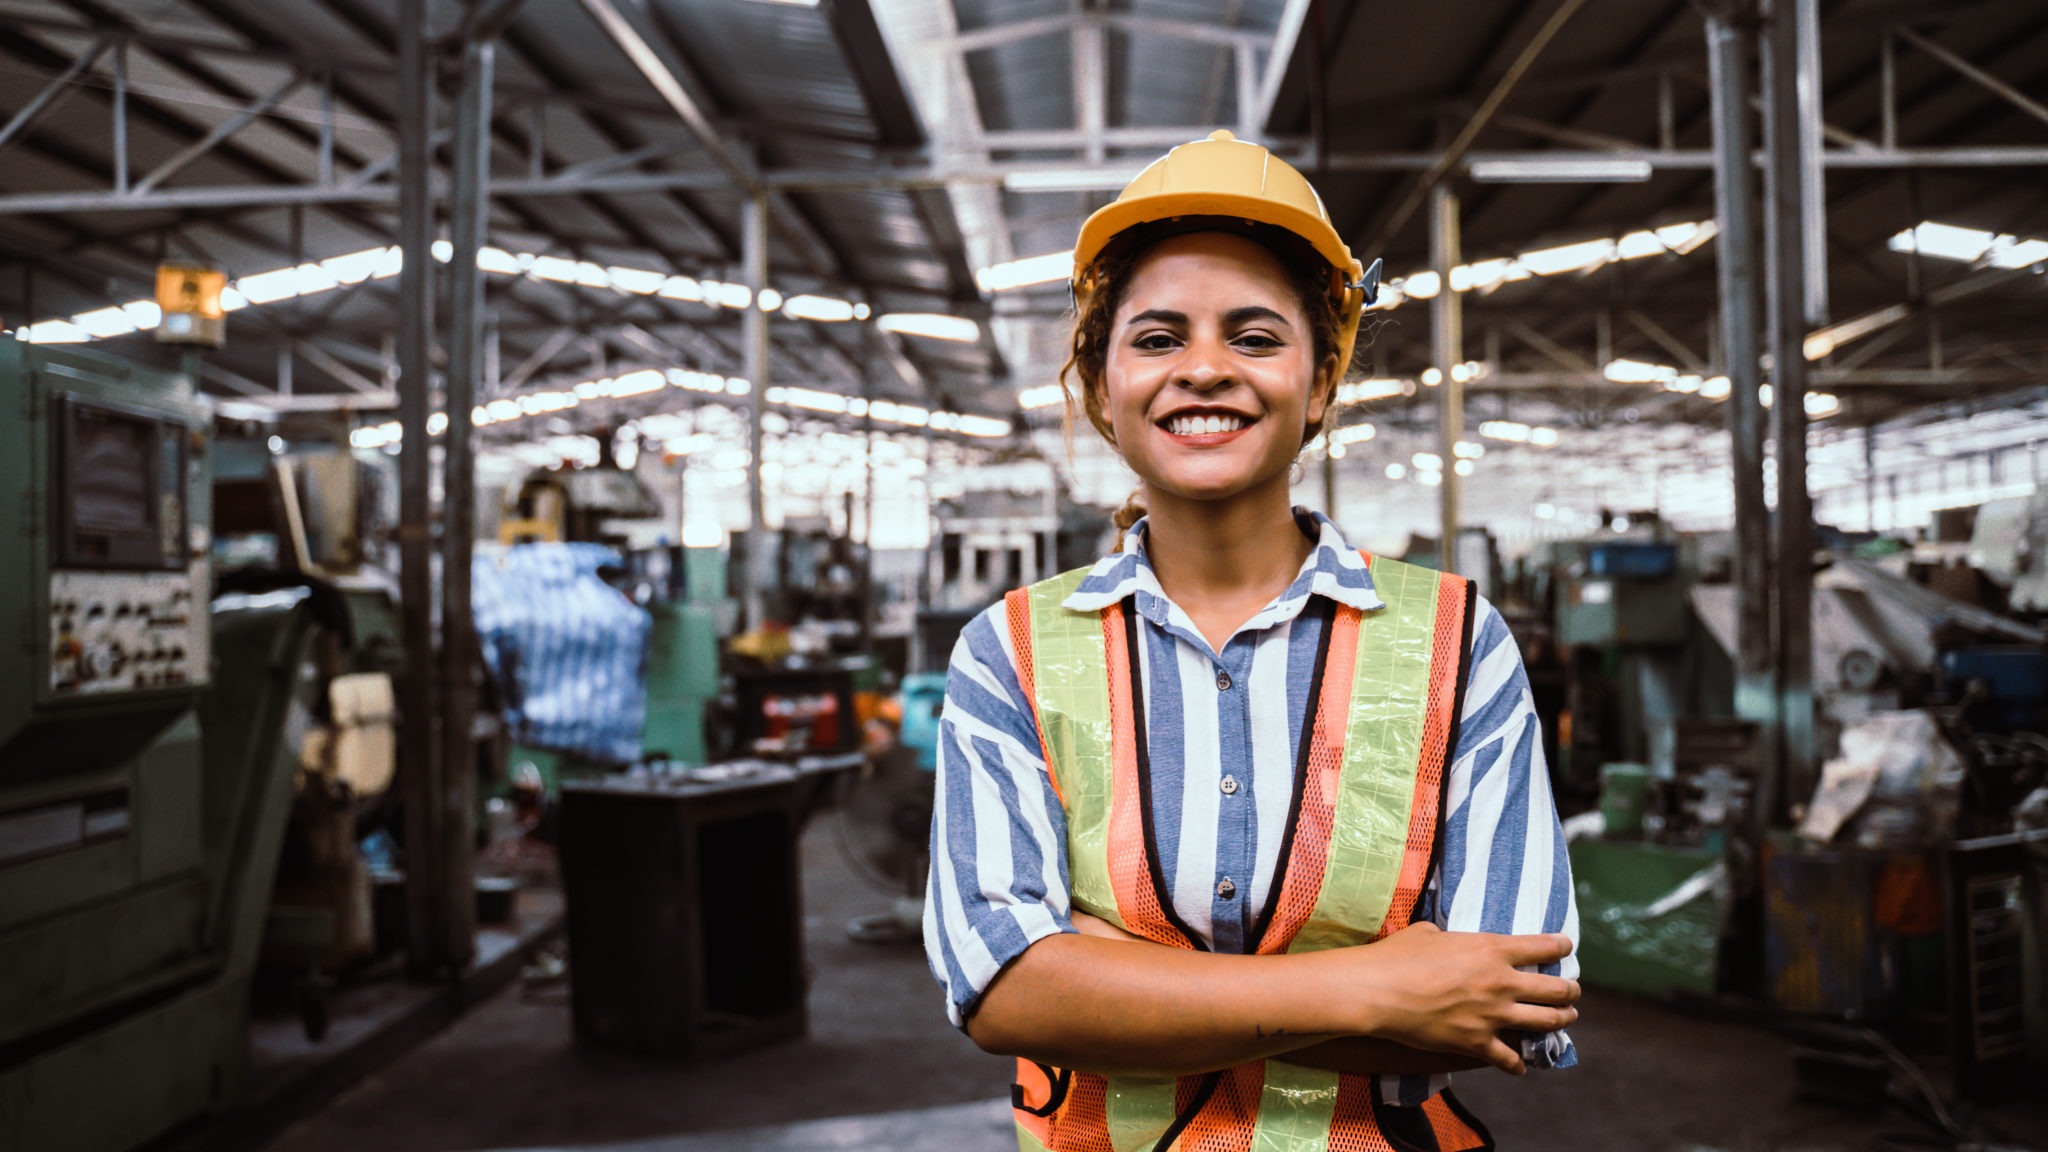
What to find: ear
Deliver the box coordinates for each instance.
[1305,353,1341,428]
[1086,373,1120,448]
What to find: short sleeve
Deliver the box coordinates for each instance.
[1437,596,1578,1053]
[922,603,1078,1029]
[1384,595,1580,1104]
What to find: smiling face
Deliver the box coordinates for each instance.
[1100,231,1337,512]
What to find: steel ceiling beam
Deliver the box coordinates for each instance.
[1895,24,2048,132]
[296,340,383,394]
[128,74,305,195]
[1369,0,1597,252]
[6,144,2046,216]
[574,0,757,195]
[460,0,529,43]
[0,32,115,155]
[1252,0,1314,136]
[944,11,1267,56]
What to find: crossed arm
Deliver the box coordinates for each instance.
[964,911,1579,1081]
[937,599,1581,1083]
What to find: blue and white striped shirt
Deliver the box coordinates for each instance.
[924,510,1578,1104]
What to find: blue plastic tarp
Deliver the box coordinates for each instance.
[473,543,649,764]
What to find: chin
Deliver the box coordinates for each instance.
[1145,469,1286,506]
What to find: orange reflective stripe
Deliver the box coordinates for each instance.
[1173,1064,1265,1152]
[1052,1071,1117,1152]
[1007,587,1066,806]
[1009,555,1492,1152]
[1102,601,1192,948]
[1378,572,1470,937]
[1015,1058,1058,1146]
[1422,1095,1486,1152]
[1325,1075,1396,1152]
[1254,604,1362,955]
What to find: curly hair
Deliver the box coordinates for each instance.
[1055,221,1353,532]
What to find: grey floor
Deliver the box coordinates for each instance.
[260,819,2048,1152]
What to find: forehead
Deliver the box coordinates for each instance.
[1117,232,1299,314]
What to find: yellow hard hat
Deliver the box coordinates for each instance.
[1071,130,1380,371]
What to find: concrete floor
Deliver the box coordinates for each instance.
[261,819,2048,1152]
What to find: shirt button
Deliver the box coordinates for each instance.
[1217,877,1237,900]
[1220,775,1239,795]
[1215,670,1232,691]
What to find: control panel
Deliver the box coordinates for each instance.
[47,567,211,697]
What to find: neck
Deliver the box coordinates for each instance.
[1139,476,1313,616]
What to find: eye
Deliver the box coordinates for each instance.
[1132,331,1181,352]
[1232,332,1285,351]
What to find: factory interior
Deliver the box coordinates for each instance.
[3,0,2048,1149]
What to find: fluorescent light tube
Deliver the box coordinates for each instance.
[1470,158,1652,183]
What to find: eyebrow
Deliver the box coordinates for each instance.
[1126,308,1186,327]
[1125,306,1295,328]
[1225,305,1293,328]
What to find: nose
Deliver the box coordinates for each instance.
[1175,333,1234,394]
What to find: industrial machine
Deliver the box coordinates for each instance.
[0,344,322,1152]
[211,428,410,1027]
[642,547,726,767]
[502,461,663,547]
[1529,532,1731,801]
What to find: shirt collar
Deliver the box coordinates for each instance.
[1062,508,1385,625]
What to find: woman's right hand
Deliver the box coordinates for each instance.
[1319,922,1579,1075]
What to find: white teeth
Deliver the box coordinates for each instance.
[1168,413,1247,436]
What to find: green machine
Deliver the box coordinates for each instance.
[0,343,323,1152]
[642,547,726,766]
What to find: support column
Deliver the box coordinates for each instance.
[112,38,128,192]
[1322,448,1337,523]
[1762,0,1822,817]
[437,33,492,971]
[1431,183,1463,573]
[859,331,877,651]
[742,190,772,629]
[1075,18,1108,165]
[1705,5,1777,833]
[394,0,444,980]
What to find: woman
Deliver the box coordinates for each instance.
[925,131,1579,1152]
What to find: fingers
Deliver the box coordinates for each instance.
[1481,1036,1526,1076]
[1506,973,1581,1006]
[1502,1003,1580,1034]
[1499,932,1575,967]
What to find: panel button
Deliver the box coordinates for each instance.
[1220,775,1239,795]
[1215,670,1232,691]
[1217,877,1237,900]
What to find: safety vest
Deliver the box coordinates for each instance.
[1002,551,1494,1152]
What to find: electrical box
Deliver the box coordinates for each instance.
[0,342,212,789]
